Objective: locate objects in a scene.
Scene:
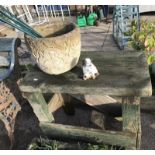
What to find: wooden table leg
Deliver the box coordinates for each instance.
[23,92,54,122]
[122,96,141,150]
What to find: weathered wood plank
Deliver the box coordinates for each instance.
[141,96,155,111]
[48,93,64,113]
[19,51,152,97]
[90,110,122,131]
[122,97,141,149]
[71,95,117,106]
[71,94,122,116]
[40,122,136,149]
[23,93,54,122]
[48,93,75,115]
[110,96,155,112]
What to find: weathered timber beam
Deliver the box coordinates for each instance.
[141,96,155,111]
[48,93,75,115]
[71,94,122,117]
[122,97,141,149]
[48,93,64,113]
[23,92,54,122]
[113,96,155,112]
[40,122,136,149]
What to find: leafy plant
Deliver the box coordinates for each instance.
[125,20,155,65]
[28,137,59,150]
[27,137,122,150]
[86,143,120,150]
[128,20,155,51]
[147,54,155,65]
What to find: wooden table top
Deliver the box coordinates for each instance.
[19,51,152,97]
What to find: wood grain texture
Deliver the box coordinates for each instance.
[122,97,141,149]
[71,95,117,106]
[108,96,155,111]
[141,96,155,111]
[40,122,136,148]
[71,95,122,116]
[48,93,74,115]
[48,93,64,113]
[19,51,152,97]
[23,92,54,122]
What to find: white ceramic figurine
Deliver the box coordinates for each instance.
[82,58,99,80]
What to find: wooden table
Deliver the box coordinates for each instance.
[19,51,152,149]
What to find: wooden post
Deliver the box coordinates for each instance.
[122,97,141,149]
[23,92,54,122]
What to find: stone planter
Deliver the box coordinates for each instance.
[25,22,81,75]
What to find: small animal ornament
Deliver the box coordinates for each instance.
[82,58,99,80]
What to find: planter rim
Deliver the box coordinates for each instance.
[25,22,78,39]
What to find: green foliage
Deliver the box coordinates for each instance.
[129,20,155,52]
[125,20,155,65]
[28,137,121,150]
[147,54,155,65]
[87,143,114,150]
[28,137,59,150]
[25,64,34,71]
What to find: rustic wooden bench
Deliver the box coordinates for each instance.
[19,51,152,149]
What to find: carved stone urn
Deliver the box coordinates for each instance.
[25,22,81,75]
